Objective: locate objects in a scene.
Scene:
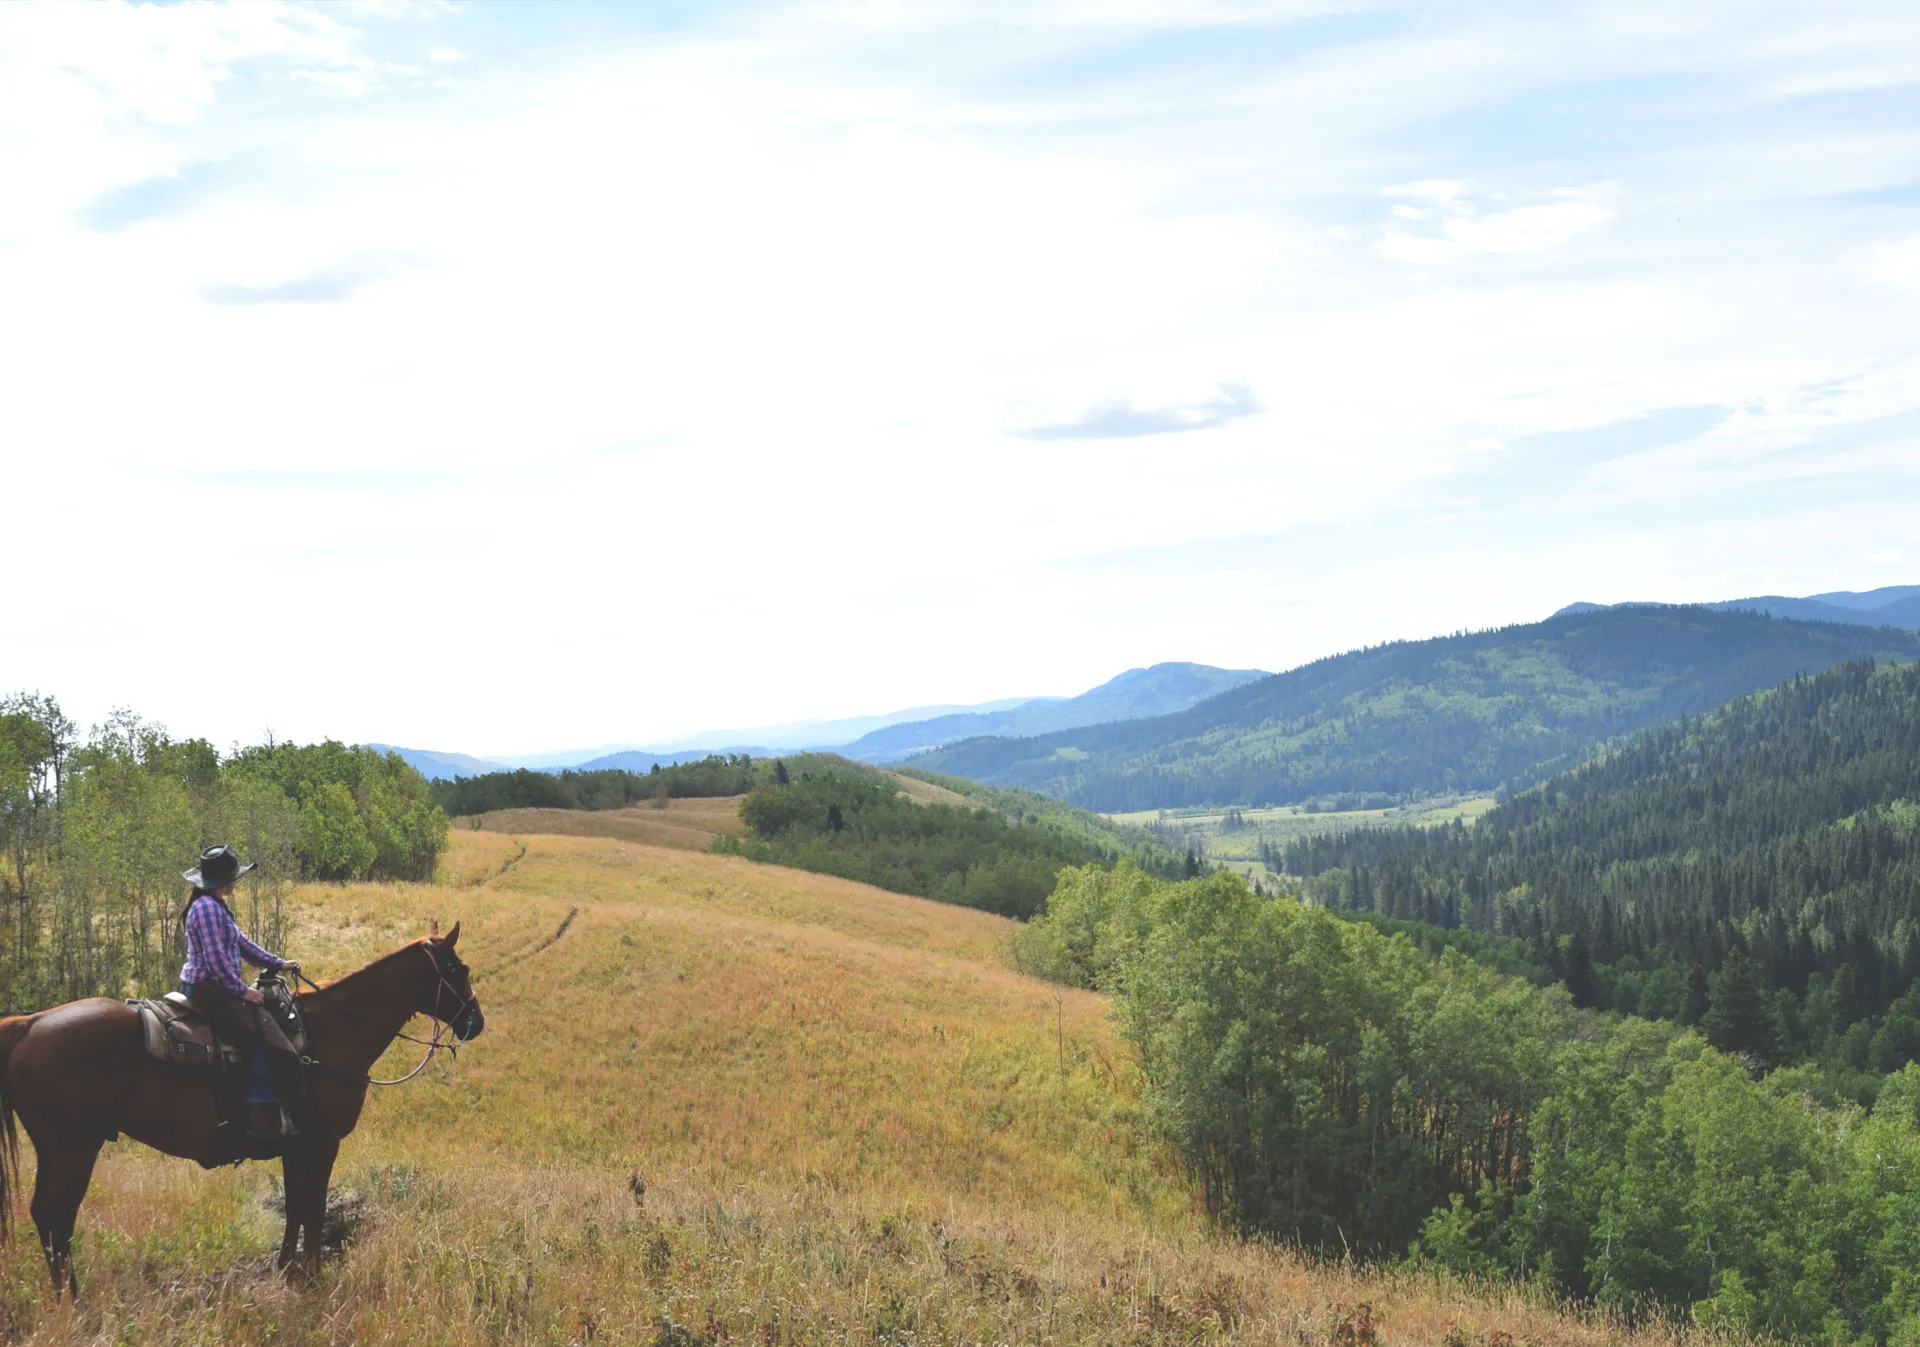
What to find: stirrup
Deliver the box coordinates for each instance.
[247,1102,301,1139]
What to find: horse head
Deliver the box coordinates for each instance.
[419,921,485,1041]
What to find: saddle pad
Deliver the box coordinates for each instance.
[129,998,244,1071]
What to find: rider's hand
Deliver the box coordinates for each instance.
[283,961,301,976]
[243,988,265,1005]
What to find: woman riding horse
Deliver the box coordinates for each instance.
[179,844,306,1137]
[0,849,484,1293]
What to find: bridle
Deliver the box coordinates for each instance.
[421,939,483,1041]
[294,941,481,1088]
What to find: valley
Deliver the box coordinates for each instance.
[1112,794,1500,881]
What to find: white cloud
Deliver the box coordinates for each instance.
[1851,235,1920,298]
[1380,183,1617,264]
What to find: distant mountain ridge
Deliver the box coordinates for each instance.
[840,662,1269,763]
[1557,585,1920,631]
[364,662,1263,780]
[627,697,1048,757]
[365,745,512,781]
[909,607,1920,812]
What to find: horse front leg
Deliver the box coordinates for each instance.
[276,1147,307,1271]
[29,1136,101,1298]
[282,1136,338,1277]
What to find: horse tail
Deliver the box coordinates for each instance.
[0,1014,38,1240]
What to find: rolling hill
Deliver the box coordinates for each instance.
[840,662,1269,763]
[14,828,1653,1345]
[909,607,1920,812]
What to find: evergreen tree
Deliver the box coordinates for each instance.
[1702,950,1778,1065]
[1562,933,1600,1008]
[1680,964,1709,1026]
[773,759,790,787]
[1183,849,1201,879]
[1832,962,1863,1030]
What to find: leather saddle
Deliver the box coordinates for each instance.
[129,978,307,1075]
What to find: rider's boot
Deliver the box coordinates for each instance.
[267,1048,306,1137]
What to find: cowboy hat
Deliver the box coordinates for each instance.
[183,844,256,891]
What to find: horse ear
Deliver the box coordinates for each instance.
[444,921,461,948]
[429,918,440,939]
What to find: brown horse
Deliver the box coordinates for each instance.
[0,923,483,1292]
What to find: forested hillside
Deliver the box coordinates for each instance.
[712,770,1115,917]
[890,764,1187,871]
[913,607,1920,811]
[711,762,1186,917]
[1282,659,1920,1080]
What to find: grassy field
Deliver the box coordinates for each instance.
[879,771,973,808]
[1111,795,1498,881]
[0,829,1699,1345]
[463,795,748,852]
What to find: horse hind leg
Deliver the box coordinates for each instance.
[30,1136,102,1297]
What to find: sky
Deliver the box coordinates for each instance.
[4,0,1920,756]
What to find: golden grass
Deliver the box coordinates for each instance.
[0,832,1707,1345]
[463,795,747,852]
[882,772,974,808]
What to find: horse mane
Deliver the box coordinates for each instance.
[296,938,432,1005]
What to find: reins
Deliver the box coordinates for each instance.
[292,945,475,1088]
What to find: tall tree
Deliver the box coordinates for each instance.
[1563,933,1601,1008]
[1702,950,1778,1066]
[1681,964,1709,1026]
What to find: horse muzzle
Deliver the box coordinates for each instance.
[454,1007,485,1041]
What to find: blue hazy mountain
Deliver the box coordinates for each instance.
[364,745,513,781]
[1555,586,1920,630]
[367,666,1263,780]
[628,698,1047,757]
[840,662,1270,764]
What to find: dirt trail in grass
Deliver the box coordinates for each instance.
[479,902,579,980]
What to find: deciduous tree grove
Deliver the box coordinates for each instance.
[0,693,447,1008]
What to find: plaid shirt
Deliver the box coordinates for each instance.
[180,894,285,997]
